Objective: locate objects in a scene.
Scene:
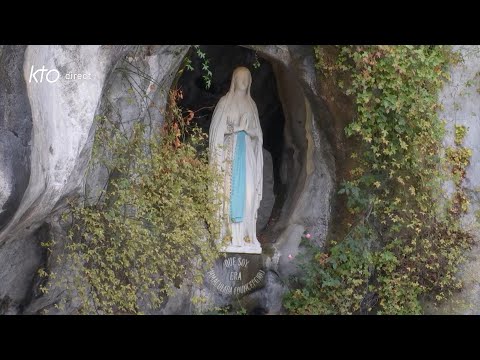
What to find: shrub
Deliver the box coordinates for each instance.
[40,90,223,314]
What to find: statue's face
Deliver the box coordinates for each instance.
[234,69,249,91]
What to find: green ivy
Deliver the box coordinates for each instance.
[186,45,213,90]
[284,45,473,315]
[446,125,472,215]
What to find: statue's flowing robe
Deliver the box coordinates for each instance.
[209,78,263,253]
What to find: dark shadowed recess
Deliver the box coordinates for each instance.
[0,46,33,231]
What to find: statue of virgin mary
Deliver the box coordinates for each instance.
[209,66,263,254]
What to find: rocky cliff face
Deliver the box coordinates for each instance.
[1,45,478,314]
[0,45,130,313]
[0,45,32,233]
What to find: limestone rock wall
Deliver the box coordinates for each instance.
[7,45,478,314]
[0,45,129,313]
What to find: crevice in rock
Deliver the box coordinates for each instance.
[175,45,287,240]
[17,222,50,314]
[0,45,33,232]
[174,45,336,254]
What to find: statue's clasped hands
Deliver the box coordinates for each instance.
[227,113,251,134]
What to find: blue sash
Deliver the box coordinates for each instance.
[230,131,246,223]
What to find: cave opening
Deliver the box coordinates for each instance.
[175,45,287,241]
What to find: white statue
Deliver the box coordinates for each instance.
[209,67,263,254]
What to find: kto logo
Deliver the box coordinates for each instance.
[29,65,60,83]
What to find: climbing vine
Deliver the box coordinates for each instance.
[284,45,473,315]
[184,46,263,90]
[184,45,213,90]
[252,52,261,70]
[446,125,472,215]
[39,89,224,314]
